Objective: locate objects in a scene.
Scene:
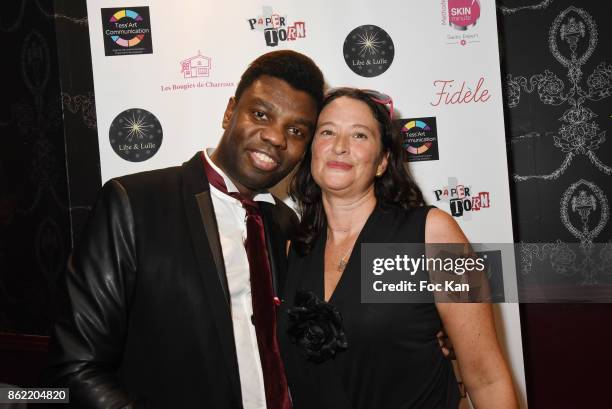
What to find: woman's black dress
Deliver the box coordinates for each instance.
[278,204,460,409]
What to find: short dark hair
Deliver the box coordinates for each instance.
[290,87,426,254]
[235,50,325,110]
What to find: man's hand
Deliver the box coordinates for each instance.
[437,329,456,360]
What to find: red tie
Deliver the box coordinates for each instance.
[202,152,291,409]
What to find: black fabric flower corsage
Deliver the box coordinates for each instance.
[286,290,348,363]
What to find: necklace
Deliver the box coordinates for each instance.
[327,229,357,274]
[336,246,354,273]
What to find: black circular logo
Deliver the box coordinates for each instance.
[343,25,394,77]
[109,108,163,162]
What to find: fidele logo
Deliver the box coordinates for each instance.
[101,7,153,56]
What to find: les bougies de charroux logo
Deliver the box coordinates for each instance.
[247,7,306,47]
[181,52,211,79]
[441,0,481,47]
[109,108,162,162]
[343,25,394,78]
[101,7,153,56]
[433,181,491,218]
[159,51,235,93]
[397,117,439,162]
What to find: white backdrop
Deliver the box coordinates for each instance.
[86,0,526,406]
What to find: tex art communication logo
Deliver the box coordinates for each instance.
[433,179,491,218]
[396,117,439,162]
[343,25,394,77]
[101,7,153,56]
[109,108,162,162]
[247,7,306,47]
[440,0,481,46]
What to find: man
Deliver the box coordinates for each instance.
[45,50,323,408]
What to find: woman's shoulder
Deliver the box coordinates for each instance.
[368,204,435,242]
[374,203,467,244]
[377,203,436,224]
[423,207,469,244]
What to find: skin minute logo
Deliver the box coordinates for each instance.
[441,0,482,47]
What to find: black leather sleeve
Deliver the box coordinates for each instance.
[44,180,146,408]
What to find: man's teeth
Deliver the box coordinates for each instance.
[253,151,275,164]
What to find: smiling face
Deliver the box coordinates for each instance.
[212,75,318,196]
[311,96,388,198]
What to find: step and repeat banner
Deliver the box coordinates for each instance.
[85,0,526,405]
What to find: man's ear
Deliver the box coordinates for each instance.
[222,97,236,129]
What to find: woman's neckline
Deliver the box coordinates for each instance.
[321,204,381,303]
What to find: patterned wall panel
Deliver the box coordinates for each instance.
[498,1,612,407]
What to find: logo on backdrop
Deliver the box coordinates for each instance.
[101,7,153,56]
[396,117,439,162]
[181,51,210,78]
[247,6,306,47]
[109,108,162,162]
[159,52,235,93]
[440,0,481,46]
[433,181,491,218]
[430,77,490,106]
[343,25,394,77]
[449,0,481,30]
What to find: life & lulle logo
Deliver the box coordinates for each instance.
[433,178,491,218]
[440,0,481,47]
[109,108,162,162]
[396,117,439,162]
[101,7,153,56]
[343,25,394,77]
[247,6,306,47]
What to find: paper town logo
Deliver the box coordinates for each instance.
[440,0,481,46]
[247,7,306,47]
[101,7,153,56]
[343,25,394,77]
[433,182,491,217]
[109,108,162,162]
[396,117,439,162]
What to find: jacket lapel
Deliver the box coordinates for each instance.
[194,191,230,303]
[180,152,241,402]
[260,202,285,298]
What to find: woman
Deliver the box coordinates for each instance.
[278,88,518,408]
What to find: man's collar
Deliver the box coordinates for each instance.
[204,148,275,204]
